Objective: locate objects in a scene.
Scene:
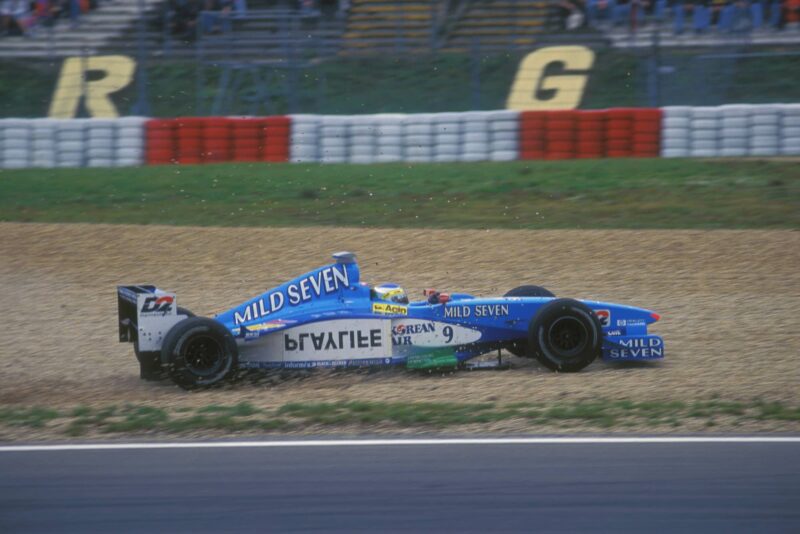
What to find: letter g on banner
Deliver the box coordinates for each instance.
[506,46,595,110]
[48,55,136,118]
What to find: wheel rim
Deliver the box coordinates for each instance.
[547,316,589,358]
[183,335,225,376]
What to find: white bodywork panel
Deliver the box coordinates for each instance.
[238,319,392,364]
[136,292,187,352]
[389,319,482,347]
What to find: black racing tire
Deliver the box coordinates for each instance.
[504,285,555,299]
[528,298,602,372]
[133,307,195,381]
[162,317,238,390]
[504,285,556,358]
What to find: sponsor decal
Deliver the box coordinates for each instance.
[616,318,646,327]
[140,295,174,316]
[284,329,383,352]
[50,55,136,118]
[240,358,393,370]
[607,337,664,360]
[248,320,294,332]
[237,319,390,363]
[393,323,436,335]
[392,322,437,346]
[235,319,297,339]
[391,320,482,347]
[372,302,408,316]
[594,309,611,327]
[234,265,349,325]
[506,46,594,111]
[444,304,508,319]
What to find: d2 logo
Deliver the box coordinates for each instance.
[594,309,611,327]
[141,296,174,315]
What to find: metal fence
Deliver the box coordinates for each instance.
[1,6,799,119]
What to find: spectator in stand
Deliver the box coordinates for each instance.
[630,0,650,28]
[751,0,763,24]
[233,0,245,17]
[691,0,711,31]
[768,0,783,25]
[612,0,648,27]
[1,0,34,35]
[201,0,235,34]
[554,0,586,29]
[169,0,200,38]
[710,0,728,25]
[35,0,58,28]
[1,0,14,34]
[587,0,616,24]
[718,0,751,31]
[612,0,630,23]
[780,0,800,27]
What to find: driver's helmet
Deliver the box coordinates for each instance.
[371,283,409,304]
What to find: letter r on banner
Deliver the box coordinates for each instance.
[48,55,136,118]
[506,46,595,111]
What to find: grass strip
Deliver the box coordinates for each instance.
[2,398,799,439]
[1,159,799,229]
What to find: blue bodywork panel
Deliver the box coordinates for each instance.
[211,253,664,369]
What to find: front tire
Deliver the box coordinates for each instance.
[504,285,555,358]
[162,317,238,389]
[528,298,601,372]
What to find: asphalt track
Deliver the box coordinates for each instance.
[1,439,799,533]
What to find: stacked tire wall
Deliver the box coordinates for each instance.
[661,104,800,157]
[0,118,146,168]
[2,105,800,168]
[289,111,520,164]
[145,116,291,165]
[518,108,661,160]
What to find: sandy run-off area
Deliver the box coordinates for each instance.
[1,222,798,418]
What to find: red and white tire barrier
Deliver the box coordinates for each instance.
[1,105,800,168]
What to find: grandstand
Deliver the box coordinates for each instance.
[341,0,438,53]
[2,0,799,60]
[0,0,164,59]
[0,1,344,60]
[443,1,555,51]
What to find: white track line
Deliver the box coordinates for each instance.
[1,436,799,452]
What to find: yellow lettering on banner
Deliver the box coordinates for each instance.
[506,46,595,111]
[48,55,136,118]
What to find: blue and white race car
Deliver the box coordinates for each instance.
[117,252,664,389]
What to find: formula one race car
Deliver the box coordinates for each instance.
[117,252,664,389]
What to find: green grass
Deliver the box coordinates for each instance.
[0,406,61,428]
[2,398,799,438]
[1,159,798,229]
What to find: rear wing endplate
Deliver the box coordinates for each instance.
[117,285,177,345]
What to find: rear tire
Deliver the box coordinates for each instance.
[528,298,601,372]
[162,317,238,389]
[504,285,555,358]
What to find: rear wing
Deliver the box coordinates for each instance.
[117,285,183,352]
